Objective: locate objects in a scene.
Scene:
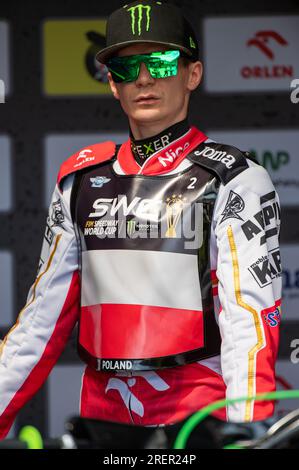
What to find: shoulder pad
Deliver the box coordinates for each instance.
[57,141,116,188]
[187,142,256,185]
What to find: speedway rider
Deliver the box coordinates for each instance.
[0,1,281,437]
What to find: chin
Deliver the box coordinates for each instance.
[132,109,166,122]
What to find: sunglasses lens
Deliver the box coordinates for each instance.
[107,57,140,83]
[147,51,180,79]
[107,50,180,83]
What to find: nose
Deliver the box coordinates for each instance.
[135,62,155,86]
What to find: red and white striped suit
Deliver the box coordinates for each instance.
[0,128,281,437]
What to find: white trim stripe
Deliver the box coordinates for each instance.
[81,249,202,311]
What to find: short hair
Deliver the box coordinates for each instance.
[179,53,196,68]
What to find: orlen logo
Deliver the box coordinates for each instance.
[247,31,288,60]
[241,30,293,80]
[74,149,95,168]
[158,142,190,168]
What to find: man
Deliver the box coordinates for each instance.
[0,0,281,438]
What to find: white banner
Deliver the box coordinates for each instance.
[208,130,299,207]
[0,251,13,327]
[203,16,299,92]
[0,135,12,212]
[0,21,10,96]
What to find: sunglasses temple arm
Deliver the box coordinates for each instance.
[107,68,126,80]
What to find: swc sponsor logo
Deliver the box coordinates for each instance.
[241,30,293,80]
[194,146,236,169]
[74,149,95,168]
[248,247,281,288]
[157,142,190,168]
[241,191,280,245]
[89,195,161,220]
[86,194,203,248]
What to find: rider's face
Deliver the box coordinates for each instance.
[108,43,202,129]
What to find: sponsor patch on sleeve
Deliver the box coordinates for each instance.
[262,305,281,328]
[248,247,282,288]
[241,191,280,245]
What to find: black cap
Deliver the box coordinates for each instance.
[96,0,199,64]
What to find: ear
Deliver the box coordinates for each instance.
[187,61,203,92]
[107,71,120,100]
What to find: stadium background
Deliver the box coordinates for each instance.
[0,0,298,439]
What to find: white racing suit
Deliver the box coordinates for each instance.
[0,127,281,438]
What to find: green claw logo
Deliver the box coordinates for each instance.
[127,219,136,236]
[127,4,152,36]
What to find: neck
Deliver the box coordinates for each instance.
[129,118,190,166]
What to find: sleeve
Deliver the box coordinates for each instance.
[0,175,80,439]
[213,162,281,422]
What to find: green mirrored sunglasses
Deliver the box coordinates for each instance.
[106,50,181,83]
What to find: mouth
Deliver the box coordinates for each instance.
[134,95,161,105]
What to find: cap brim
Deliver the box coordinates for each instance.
[96,40,193,64]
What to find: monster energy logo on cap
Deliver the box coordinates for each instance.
[127,3,152,36]
[96,1,199,65]
[189,36,196,49]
